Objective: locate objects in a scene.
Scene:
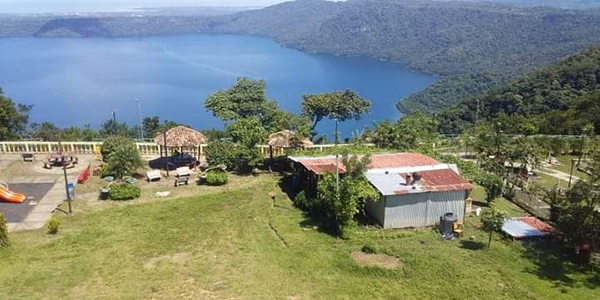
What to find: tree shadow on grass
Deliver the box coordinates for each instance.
[459,240,486,250]
[277,175,342,237]
[520,240,589,289]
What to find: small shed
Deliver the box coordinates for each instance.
[365,165,473,228]
[155,126,207,160]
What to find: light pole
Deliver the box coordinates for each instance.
[334,119,340,195]
[135,98,144,140]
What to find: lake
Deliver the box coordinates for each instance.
[0,35,436,138]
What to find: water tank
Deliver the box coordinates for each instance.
[440,212,457,240]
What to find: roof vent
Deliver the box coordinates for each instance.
[412,172,423,186]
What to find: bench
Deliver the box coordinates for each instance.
[175,166,192,177]
[174,175,190,187]
[146,170,162,182]
[21,153,35,162]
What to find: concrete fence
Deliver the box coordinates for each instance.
[0,141,372,156]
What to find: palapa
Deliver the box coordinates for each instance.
[154,126,207,147]
[267,130,313,148]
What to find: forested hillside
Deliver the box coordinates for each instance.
[210,0,600,113]
[449,0,600,9]
[436,47,600,135]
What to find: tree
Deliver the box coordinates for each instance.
[317,155,379,236]
[29,122,60,141]
[106,138,143,179]
[226,118,266,172]
[553,181,600,253]
[142,116,160,138]
[227,118,266,148]
[0,89,31,141]
[99,119,130,137]
[477,172,504,204]
[61,125,97,141]
[301,90,371,132]
[371,113,440,150]
[481,205,507,248]
[205,78,299,133]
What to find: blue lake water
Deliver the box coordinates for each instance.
[0,35,436,138]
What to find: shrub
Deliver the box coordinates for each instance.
[361,244,376,254]
[205,141,237,170]
[476,171,504,204]
[101,135,126,161]
[106,138,143,179]
[109,183,141,201]
[235,147,263,173]
[206,171,228,186]
[293,191,321,211]
[0,213,9,248]
[47,218,61,235]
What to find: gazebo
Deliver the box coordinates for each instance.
[267,130,313,160]
[155,126,207,163]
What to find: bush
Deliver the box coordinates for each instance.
[106,138,143,179]
[206,171,228,186]
[205,141,237,170]
[235,147,263,173]
[361,244,376,254]
[101,135,126,161]
[47,218,61,235]
[0,213,9,248]
[109,183,141,201]
[293,191,321,211]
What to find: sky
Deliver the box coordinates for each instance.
[0,0,291,13]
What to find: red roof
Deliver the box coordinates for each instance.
[293,153,440,175]
[394,169,473,194]
[520,217,553,234]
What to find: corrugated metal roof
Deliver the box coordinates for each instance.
[502,217,552,239]
[366,166,473,196]
[289,153,440,175]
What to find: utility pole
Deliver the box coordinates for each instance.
[335,119,340,195]
[112,110,117,123]
[135,98,144,140]
[475,99,480,126]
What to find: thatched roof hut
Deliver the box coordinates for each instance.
[267,130,313,148]
[154,126,206,147]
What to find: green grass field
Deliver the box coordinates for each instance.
[551,155,591,181]
[1,174,598,299]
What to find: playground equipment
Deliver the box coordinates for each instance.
[0,181,26,204]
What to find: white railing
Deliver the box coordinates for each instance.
[0,141,374,156]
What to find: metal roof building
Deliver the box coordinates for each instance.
[290,153,473,229]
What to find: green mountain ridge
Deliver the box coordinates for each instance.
[436,46,600,135]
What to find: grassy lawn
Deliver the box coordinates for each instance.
[549,155,590,181]
[1,174,598,299]
[535,173,570,190]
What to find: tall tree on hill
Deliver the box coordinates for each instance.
[0,88,31,141]
[29,122,61,141]
[205,78,305,134]
[301,90,371,134]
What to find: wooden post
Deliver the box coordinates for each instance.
[164,132,169,177]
